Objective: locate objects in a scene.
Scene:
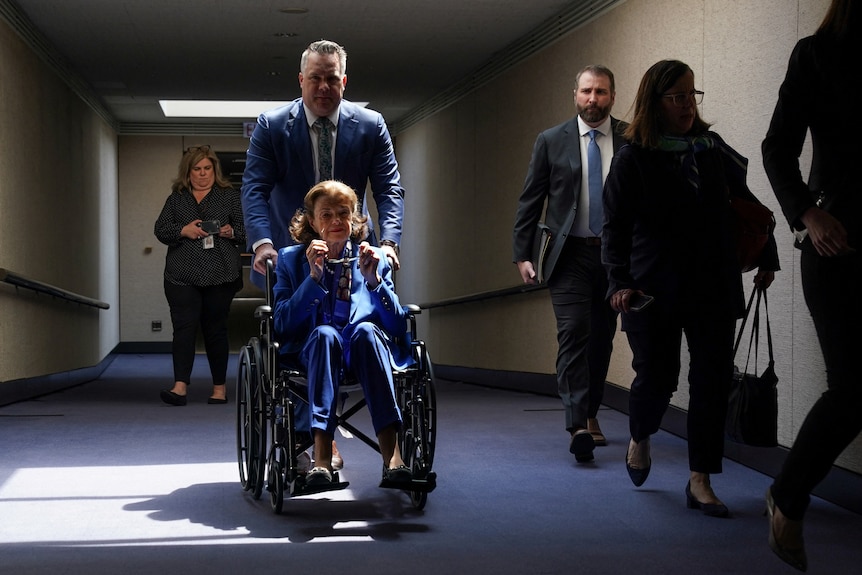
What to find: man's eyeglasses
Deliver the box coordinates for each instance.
[661,90,704,107]
[185,145,211,154]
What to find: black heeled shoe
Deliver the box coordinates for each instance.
[160,389,187,406]
[766,488,807,571]
[625,439,651,487]
[685,481,729,518]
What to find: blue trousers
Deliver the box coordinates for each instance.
[298,322,402,436]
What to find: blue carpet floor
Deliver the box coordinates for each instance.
[1,353,860,574]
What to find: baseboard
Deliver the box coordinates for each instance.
[435,364,862,515]
[0,353,117,407]
[113,341,172,354]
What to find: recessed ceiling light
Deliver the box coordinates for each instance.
[279,8,308,14]
[158,100,292,118]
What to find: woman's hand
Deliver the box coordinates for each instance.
[306,239,328,281]
[358,242,381,288]
[182,220,204,240]
[801,207,854,257]
[753,270,775,290]
[610,288,645,313]
[218,223,235,239]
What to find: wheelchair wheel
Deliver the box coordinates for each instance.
[399,350,437,509]
[268,445,286,514]
[236,341,266,499]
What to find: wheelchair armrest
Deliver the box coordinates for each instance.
[403,303,421,315]
[254,305,272,320]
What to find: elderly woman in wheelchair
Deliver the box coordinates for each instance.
[272,180,414,489]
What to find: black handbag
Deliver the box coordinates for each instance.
[726,286,778,447]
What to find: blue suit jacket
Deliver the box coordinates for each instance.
[242,99,405,284]
[272,244,412,370]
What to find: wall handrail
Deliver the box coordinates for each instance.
[0,268,110,310]
[420,283,546,310]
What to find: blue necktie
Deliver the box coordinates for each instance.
[588,129,603,235]
[315,117,333,181]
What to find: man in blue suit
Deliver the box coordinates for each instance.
[242,39,405,288]
[512,65,627,464]
[242,39,405,470]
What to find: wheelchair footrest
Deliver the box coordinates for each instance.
[290,473,350,497]
[379,471,436,493]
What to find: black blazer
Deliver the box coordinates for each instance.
[513,116,628,280]
[602,134,780,330]
[762,33,858,249]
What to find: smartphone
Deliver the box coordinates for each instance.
[200,219,220,234]
[628,293,655,312]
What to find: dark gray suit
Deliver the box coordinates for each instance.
[512,116,627,432]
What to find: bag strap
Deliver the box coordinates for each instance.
[733,286,758,354]
[763,288,774,366]
[734,285,774,373]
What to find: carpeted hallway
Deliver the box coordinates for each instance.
[1,353,860,574]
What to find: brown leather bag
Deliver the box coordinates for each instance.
[730,196,775,272]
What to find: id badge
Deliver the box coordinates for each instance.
[203,235,215,249]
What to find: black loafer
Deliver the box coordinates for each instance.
[569,429,596,462]
[207,397,228,404]
[160,390,187,406]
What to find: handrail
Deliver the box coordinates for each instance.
[420,283,546,309]
[0,268,110,310]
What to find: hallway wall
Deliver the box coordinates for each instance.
[393,0,862,471]
[0,15,119,384]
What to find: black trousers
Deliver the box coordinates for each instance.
[772,250,862,520]
[626,311,735,474]
[547,241,617,432]
[164,279,240,385]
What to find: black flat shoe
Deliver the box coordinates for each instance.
[686,481,729,518]
[569,429,595,462]
[766,488,807,571]
[380,465,413,489]
[207,397,228,404]
[625,439,651,487]
[160,390,187,406]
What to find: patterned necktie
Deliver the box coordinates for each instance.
[315,117,333,181]
[587,129,603,235]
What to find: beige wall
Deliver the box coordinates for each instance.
[394,0,861,468]
[0,16,118,382]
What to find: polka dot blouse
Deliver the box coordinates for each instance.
[154,186,246,287]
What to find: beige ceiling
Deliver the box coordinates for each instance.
[5,0,623,132]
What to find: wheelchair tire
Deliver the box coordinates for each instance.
[268,445,286,514]
[399,349,437,510]
[236,341,266,499]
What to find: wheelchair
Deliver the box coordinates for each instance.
[236,259,437,513]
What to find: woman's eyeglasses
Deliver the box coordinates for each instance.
[661,90,704,107]
[325,256,359,266]
[185,145,211,154]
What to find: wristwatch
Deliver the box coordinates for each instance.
[380,239,400,255]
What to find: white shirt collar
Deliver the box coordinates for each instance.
[577,115,612,138]
[303,103,340,129]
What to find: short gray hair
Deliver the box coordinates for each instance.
[300,40,348,76]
